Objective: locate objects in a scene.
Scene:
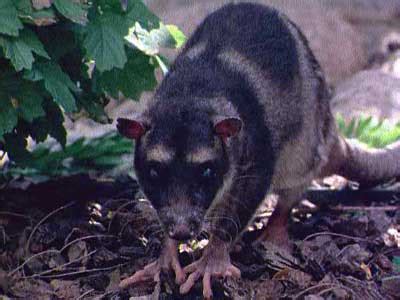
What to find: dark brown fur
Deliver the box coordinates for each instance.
[117,3,400,297]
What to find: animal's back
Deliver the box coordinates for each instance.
[161,3,334,190]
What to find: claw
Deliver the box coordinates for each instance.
[179,238,241,298]
[119,238,185,289]
[180,270,201,294]
[119,261,159,289]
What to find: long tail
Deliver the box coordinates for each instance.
[321,136,400,186]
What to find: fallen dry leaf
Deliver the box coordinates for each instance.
[383,226,400,248]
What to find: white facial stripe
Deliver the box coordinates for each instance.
[147,145,174,162]
[186,147,216,163]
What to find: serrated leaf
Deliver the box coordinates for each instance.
[78,95,110,124]
[97,49,156,99]
[20,28,50,58]
[83,12,128,72]
[29,61,78,112]
[166,25,186,48]
[0,29,49,71]
[0,98,18,140]
[16,87,45,122]
[17,0,58,26]
[0,0,23,36]
[125,0,160,30]
[125,23,179,56]
[44,98,66,146]
[53,0,87,24]
[150,24,177,49]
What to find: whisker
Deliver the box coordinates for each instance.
[205,214,240,238]
[222,192,252,212]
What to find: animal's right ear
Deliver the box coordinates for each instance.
[117,118,147,140]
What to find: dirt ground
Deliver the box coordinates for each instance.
[0,174,399,299]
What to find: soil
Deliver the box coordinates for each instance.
[0,174,399,299]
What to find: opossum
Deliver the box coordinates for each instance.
[117,3,400,298]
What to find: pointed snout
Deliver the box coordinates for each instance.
[168,223,193,241]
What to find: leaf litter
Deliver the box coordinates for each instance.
[0,174,399,299]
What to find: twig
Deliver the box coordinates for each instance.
[305,187,400,206]
[33,250,98,277]
[0,211,34,223]
[107,200,137,232]
[302,231,371,243]
[60,234,117,253]
[22,263,129,280]
[9,234,116,277]
[77,289,95,300]
[330,205,399,211]
[292,283,335,299]
[317,287,338,296]
[382,275,400,281]
[25,202,76,253]
[8,249,60,276]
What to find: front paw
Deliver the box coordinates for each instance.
[119,238,185,289]
[179,238,241,299]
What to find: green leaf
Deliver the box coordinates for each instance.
[97,49,157,99]
[166,25,186,48]
[27,61,78,112]
[125,23,182,56]
[19,28,49,58]
[345,118,356,138]
[53,0,87,24]
[35,98,67,147]
[0,98,18,140]
[0,0,23,36]
[0,29,49,71]
[354,116,372,137]
[16,87,45,122]
[125,0,160,30]
[16,0,57,26]
[78,95,110,124]
[83,12,128,72]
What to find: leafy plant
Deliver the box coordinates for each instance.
[336,114,400,148]
[0,132,133,183]
[0,0,185,166]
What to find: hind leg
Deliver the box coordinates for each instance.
[256,188,304,251]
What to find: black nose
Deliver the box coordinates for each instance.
[168,223,193,241]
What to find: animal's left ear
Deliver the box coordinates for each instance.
[214,117,242,140]
[117,118,148,140]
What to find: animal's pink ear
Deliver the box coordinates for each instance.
[117,118,147,140]
[214,117,242,140]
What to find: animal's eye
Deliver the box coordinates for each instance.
[202,167,214,178]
